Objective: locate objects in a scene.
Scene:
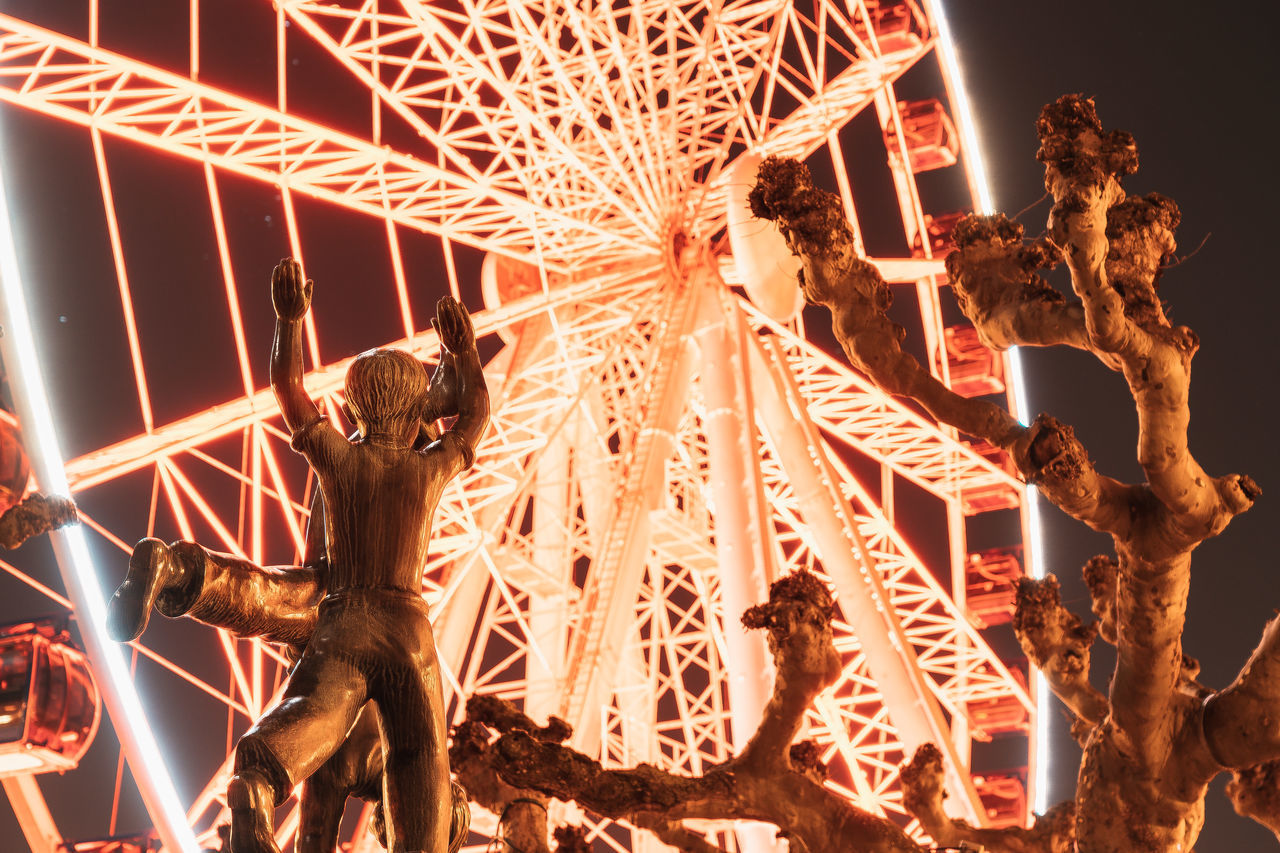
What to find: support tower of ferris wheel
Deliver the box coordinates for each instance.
[0,1,1039,850]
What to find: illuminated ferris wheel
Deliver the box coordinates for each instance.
[0,1,1037,850]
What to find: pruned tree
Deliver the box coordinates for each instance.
[452,96,1279,852]
[450,697,561,853]
[747,95,1279,850]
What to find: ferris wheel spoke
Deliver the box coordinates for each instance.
[422,282,680,745]
[280,0,665,243]
[677,15,781,198]
[698,35,930,228]
[420,0,661,229]
[0,14,651,266]
[648,0,778,200]
[811,689,889,816]
[90,128,154,435]
[429,282,670,563]
[560,281,704,749]
[489,0,669,223]
[743,300,1018,501]
[275,2,497,186]
[755,429,920,815]
[835,469,1032,712]
[747,327,986,821]
[571,0,672,215]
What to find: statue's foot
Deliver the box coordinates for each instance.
[106,538,171,642]
[228,772,282,853]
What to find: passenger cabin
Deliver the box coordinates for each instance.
[945,324,1007,399]
[858,1,928,55]
[0,618,100,777]
[888,99,960,173]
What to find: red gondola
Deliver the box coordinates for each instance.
[0,618,100,776]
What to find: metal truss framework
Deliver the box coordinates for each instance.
[0,1,1034,851]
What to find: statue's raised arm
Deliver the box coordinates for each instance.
[269,258,321,433]
[430,295,489,470]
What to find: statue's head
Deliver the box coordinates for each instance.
[344,348,428,440]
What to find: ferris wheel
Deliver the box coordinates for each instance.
[0,1,1037,850]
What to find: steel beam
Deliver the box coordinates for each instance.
[692,271,779,852]
[747,332,986,824]
[0,14,647,268]
[691,282,776,744]
[560,280,700,749]
[1,775,61,853]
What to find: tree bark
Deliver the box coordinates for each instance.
[455,572,1089,852]
[748,95,1272,851]
[450,697,562,853]
[900,743,1074,853]
[1226,759,1280,844]
[460,572,919,853]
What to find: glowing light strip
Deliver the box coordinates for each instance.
[929,2,994,217]
[1011,352,1051,816]
[0,122,198,851]
[930,0,1051,816]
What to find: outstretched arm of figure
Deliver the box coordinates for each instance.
[270,258,323,433]
[434,297,489,462]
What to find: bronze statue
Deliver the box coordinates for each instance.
[110,489,469,853]
[107,259,489,853]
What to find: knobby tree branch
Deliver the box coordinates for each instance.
[450,696,569,853]
[749,95,1272,851]
[901,744,1074,853]
[456,573,1068,852]
[1013,576,1106,730]
[1226,759,1280,844]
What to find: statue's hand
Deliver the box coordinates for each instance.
[434,296,476,355]
[272,258,313,321]
[424,352,460,421]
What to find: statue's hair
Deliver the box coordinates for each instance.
[344,348,427,434]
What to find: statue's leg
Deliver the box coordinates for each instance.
[294,777,343,853]
[373,614,450,853]
[368,782,468,853]
[295,626,468,853]
[296,708,464,853]
[162,543,324,646]
[229,631,366,853]
[106,538,323,645]
[297,704,383,853]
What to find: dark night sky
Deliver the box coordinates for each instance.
[0,1,1276,850]
[949,1,1280,849]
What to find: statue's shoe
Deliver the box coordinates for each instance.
[228,772,282,853]
[105,538,170,642]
